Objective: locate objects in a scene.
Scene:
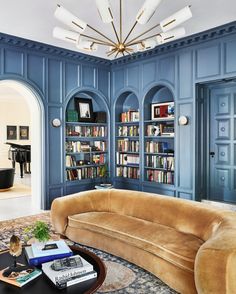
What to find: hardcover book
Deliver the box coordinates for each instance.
[0,267,42,288]
[42,255,94,287]
[25,246,73,266]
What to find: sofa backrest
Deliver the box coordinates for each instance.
[82,189,235,241]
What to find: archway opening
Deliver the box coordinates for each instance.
[0,80,45,219]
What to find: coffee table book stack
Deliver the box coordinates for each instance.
[42,255,97,289]
[25,240,73,266]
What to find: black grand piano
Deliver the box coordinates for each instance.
[6,142,31,178]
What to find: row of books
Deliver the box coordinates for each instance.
[146,123,174,137]
[120,109,139,122]
[116,166,140,179]
[66,166,103,181]
[118,125,139,137]
[66,125,107,137]
[66,141,106,153]
[145,155,174,170]
[146,170,174,184]
[145,141,169,153]
[117,152,140,166]
[117,139,139,152]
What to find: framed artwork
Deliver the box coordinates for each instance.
[75,98,94,122]
[151,102,174,120]
[19,126,29,140]
[7,126,17,140]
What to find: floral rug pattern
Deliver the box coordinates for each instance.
[0,212,178,293]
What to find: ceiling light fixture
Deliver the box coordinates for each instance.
[53,1,192,58]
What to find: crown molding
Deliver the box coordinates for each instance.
[111,20,236,66]
[0,32,110,66]
[0,20,236,67]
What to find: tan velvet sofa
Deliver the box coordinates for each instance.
[51,189,236,294]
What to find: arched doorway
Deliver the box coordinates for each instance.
[0,79,45,213]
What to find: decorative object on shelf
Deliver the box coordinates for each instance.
[2,235,27,277]
[151,102,174,120]
[75,98,94,122]
[94,111,107,123]
[99,164,109,181]
[7,125,17,140]
[53,1,192,58]
[19,126,29,140]
[178,115,188,126]
[51,118,62,127]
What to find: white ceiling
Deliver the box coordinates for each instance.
[0,0,235,59]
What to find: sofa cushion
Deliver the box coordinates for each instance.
[68,212,204,272]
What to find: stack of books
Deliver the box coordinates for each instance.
[42,255,97,289]
[25,240,73,266]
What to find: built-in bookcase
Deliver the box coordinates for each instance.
[143,86,175,189]
[114,92,140,190]
[65,95,108,190]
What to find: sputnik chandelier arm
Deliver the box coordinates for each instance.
[53,1,193,58]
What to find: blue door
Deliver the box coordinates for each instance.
[209,85,236,203]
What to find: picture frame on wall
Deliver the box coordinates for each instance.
[7,126,17,140]
[151,102,174,120]
[19,126,29,140]
[74,98,94,122]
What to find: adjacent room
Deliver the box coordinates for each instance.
[0,0,236,293]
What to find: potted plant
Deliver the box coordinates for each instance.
[24,221,50,246]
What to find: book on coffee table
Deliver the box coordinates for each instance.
[42,255,96,289]
[0,267,42,288]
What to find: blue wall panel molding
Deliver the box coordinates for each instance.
[224,40,236,74]
[141,61,156,90]
[0,32,110,66]
[126,65,140,91]
[111,20,236,66]
[4,49,23,76]
[158,56,175,87]
[178,51,193,100]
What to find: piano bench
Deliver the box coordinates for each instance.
[0,168,15,191]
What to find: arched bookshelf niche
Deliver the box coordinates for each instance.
[114,91,140,191]
[143,85,175,195]
[65,91,109,194]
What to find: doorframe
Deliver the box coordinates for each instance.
[0,79,45,210]
[196,78,236,202]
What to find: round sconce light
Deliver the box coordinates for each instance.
[52,118,62,127]
[178,115,188,126]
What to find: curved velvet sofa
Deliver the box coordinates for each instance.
[51,189,236,294]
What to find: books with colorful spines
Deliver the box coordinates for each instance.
[42,255,94,289]
[0,267,42,288]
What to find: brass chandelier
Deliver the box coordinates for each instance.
[53,0,192,58]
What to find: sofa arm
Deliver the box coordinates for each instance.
[195,226,236,294]
[50,190,95,235]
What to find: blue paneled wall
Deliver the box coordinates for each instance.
[1,20,236,207]
[111,21,236,201]
[0,33,110,208]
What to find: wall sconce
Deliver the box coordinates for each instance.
[51,118,62,127]
[178,115,188,125]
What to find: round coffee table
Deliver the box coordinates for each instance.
[0,245,106,293]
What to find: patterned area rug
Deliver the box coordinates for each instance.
[0,212,178,293]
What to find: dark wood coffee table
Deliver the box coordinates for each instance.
[0,245,106,293]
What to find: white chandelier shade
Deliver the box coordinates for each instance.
[136,0,162,25]
[160,6,192,32]
[76,39,98,52]
[95,0,113,23]
[53,27,80,44]
[156,27,186,44]
[54,5,87,33]
[53,2,193,58]
[137,38,157,51]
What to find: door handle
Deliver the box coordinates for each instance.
[209,152,215,158]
